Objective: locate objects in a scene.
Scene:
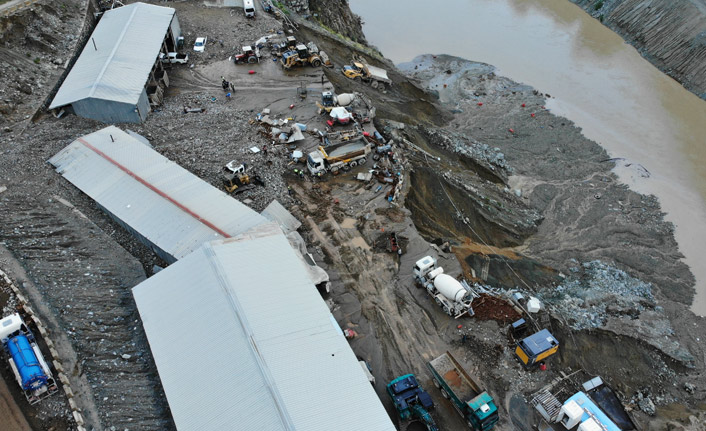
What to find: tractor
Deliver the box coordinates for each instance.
[233,46,260,64]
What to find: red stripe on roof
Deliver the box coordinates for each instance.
[77,137,232,239]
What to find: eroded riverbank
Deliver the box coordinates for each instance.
[350,0,706,316]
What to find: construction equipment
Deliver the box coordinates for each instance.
[558,391,621,431]
[281,44,322,69]
[414,256,475,318]
[233,45,260,64]
[306,137,371,175]
[222,161,263,194]
[328,107,353,125]
[260,0,273,13]
[342,61,392,90]
[0,313,59,404]
[514,328,559,368]
[387,374,438,431]
[317,91,356,113]
[427,352,499,431]
[322,91,335,107]
[297,82,307,99]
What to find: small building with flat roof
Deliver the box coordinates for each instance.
[49,2,181,123]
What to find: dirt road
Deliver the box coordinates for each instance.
[0,374,31,431]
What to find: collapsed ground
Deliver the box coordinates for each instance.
[0,1,704,431]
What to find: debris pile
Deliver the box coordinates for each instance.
[539,260,656,330]
[471,293,521,323]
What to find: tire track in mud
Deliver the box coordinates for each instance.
[297,183,453,374]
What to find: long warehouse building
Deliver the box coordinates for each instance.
[133,224,396,431]
[49,126,268,263]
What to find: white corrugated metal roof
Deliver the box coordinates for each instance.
[49,2,175,109]
[261,199,302,234]
[132,224,395,431]
[49,126,268,261]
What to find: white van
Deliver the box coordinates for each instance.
[243,0,255,18]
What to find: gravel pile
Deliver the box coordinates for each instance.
[540,260,656,329]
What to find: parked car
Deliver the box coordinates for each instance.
[159,52,189,64]
[193,37,207,52]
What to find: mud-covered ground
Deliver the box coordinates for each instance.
[0,1,704,431]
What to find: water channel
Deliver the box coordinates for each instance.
[349,0,706,315]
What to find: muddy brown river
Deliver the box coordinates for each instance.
[350,0,706,315]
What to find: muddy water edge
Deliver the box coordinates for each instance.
[301,0,706,426]
[349,0,706,316]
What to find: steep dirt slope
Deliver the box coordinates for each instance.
[572,0,706,100]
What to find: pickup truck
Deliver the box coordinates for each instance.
[427,352,499,430]
[159,52,189,64]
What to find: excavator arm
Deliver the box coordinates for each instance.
[410,404,438,431]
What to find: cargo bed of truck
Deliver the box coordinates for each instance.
[429,352,480,402]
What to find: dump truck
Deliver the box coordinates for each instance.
[387,374,438,431]
[342,62,392,89]
[427,352,499,431]
[281,44,322,69]
[307,138,371,175]
[414,256,475,318]
[0,313,58,404]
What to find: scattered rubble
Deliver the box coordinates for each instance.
[541,260,656,330]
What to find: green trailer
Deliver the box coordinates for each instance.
[427,352,499,431]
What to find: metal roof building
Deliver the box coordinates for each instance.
[132,224,396,431]
[49,126,268,263]
[261,199,302,234]
[49,2,181,123]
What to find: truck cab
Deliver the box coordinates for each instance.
[243,0,255,17]
[467,392,499,431]
[342,63,364,80]
[307,152,325,175]
[414,255,437,279]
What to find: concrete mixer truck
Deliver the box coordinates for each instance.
[0,313,58,404]
[414,256,475,319]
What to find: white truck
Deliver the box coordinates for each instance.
[414,256,475,319]
[307,138,372,175]
[159,52,189,64]
[243,0,255,17]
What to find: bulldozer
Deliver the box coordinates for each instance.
[280,44,322,69]
[222,161,264,194]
